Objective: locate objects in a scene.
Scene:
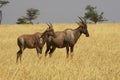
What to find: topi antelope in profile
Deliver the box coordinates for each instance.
[16,23,55,63]
[45,17,89,58]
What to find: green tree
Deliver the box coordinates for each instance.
[84,5,107,23]
[25,8,39,24]
[16,17,28,24]
[16,8,40,24]
[0,0,9,24]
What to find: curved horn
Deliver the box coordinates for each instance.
[50,23,52,27]
[81,17,87,23]
[47,22,52,27]
[46,23,50,27]
[49,22,53,28]
[78,16,84,23]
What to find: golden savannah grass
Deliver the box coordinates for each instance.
[0,23,120,80]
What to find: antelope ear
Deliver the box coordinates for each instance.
[46,27,49,31]
[50,23,53,27]
[76,21,80,25]
[76,21,81,26]
[47,23,50,27]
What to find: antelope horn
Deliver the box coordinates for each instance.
[47,23,50,27]
[50,22,52,26]
[78,16,84,23]
[81,17,86,23]
[49,22,53,28]
[47,23,52,28]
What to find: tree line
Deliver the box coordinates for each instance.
[0,0,107,24]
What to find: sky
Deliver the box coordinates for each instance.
[1,0,120,24]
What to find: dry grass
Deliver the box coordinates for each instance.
[0,23,120,80]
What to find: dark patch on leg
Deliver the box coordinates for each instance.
[49,47,56,57]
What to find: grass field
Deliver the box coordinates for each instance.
[0,23,120,80]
